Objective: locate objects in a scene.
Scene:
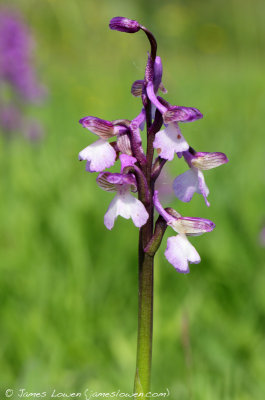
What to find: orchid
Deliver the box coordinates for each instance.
[153,190,215,273]
[173,147,229,206]
[97,171,149,230]
[78,16,228,397]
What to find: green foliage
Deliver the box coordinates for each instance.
[0,0,265,399]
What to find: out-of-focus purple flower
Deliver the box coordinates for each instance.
[97,170,149,230]
[173,149,228,206]
[23,119,44,141]
[154,191,215,272]
[0,104,22,133]
[0,8,45,102]
[0,8,46,141]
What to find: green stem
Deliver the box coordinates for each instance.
[134,80,155,396]
[134,228,154,396]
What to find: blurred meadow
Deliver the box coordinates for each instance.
[0,0,265,399]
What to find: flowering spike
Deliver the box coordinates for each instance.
[109,17,140,33]
[78,17,228,392]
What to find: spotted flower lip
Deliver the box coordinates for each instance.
[109,17,141,33]
[153,122,189,161]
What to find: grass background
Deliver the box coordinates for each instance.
[0,0,265,398]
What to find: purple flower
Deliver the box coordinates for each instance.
[173,149,228,206]
[97,170,149,230]
[0,8,46,141]
[78,17,229,393]
[0,8,45,102]
[78,16,228,277]
[79,117,129,172]
[0,104,22,133]
[154,191,215,273]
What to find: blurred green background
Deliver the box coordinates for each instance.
[0,0,265,399]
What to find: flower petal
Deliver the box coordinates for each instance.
[197,170,210,206]
[96,172,117,192]
[79,116,114,139]
[164,106,203,124]
[79,139,116,172]
[153,56,163,93]
[117,134,132,156]
[191,152,229,170]
[173,168,199,202]
[104,192,149,230]
[165,234,200,273]
[119,154,137,171]
[146,81,167,115]
[153,123,189,161]
[131,80,144,97]
[168,216,215,236]
[173,168,210,206]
